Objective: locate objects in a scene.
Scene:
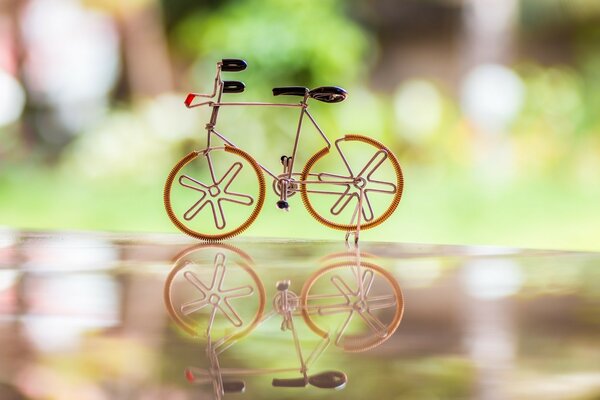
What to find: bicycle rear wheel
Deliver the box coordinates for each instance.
[300,135,403,231]
[164,146,265,241]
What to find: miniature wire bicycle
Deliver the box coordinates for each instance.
[164,59,404,242]
[164,243,404,399]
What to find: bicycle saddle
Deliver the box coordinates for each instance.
[309,86,347,103]
[272,86,348,103]
[272,371,347,389]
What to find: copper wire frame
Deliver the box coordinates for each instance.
[171,62,402,241]
[167,244,403,398]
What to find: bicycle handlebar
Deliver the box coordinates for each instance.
[185,59,248,108]
[184,93,215,108]
[184,93,200,108]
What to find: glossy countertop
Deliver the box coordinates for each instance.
[0,230,598,399]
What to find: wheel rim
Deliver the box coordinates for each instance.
[164,146,266,241]
[300,135,403,231]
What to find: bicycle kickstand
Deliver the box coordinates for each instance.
[345,188,364,244]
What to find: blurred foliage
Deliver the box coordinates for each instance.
[512,64,600,179]
[173,0,372,86]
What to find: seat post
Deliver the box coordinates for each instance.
[287,99,308,179]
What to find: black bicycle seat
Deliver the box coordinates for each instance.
[309,86,347,103]
[272,86,309,97]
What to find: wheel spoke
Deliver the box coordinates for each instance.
[358,309,387,336]
[221,191,254,206]
[360,191,375,222]
[184,271,210,294]
[357,150,387,180]
[334,310,355,347]
[219,300,244,327]
[304,186,352,196]
[331,275,356,298]
[330,187,356,215]
[361,269,375,296]
[205,305,219,336]
[218,162,244,190]
[179,174,210,192]
[210,263,226,291]
[222,284,254,300]
[213,201,227,229]
[317,172,352,182]
[214,252,226,269]
[315,302,353,316]
[365,179,397,194]
[367,294,398,311]
[183,195,209,221]
[181,298,209,315]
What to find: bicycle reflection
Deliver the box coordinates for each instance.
[164,244,404,399]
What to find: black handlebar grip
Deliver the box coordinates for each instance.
[222,81,245,93]
[222,380,246,393]
[221,59,247,72]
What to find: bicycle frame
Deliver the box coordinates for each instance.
[187,64,365,188]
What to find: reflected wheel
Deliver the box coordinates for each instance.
[164,243,266,340]
[300,260,404,352]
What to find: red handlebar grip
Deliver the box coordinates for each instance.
[184,93,196,108]
[184,368,195,383]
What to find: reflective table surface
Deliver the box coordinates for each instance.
[0,230,599,400]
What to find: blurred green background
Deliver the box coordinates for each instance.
[0,0,599,250]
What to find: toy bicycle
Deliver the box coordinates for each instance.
[164,244,404,399]
[164,59,404,242]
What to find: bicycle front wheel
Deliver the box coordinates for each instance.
[164,146,266,241]
[300,135,403,231]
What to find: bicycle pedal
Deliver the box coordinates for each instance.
[276,200,289,211]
